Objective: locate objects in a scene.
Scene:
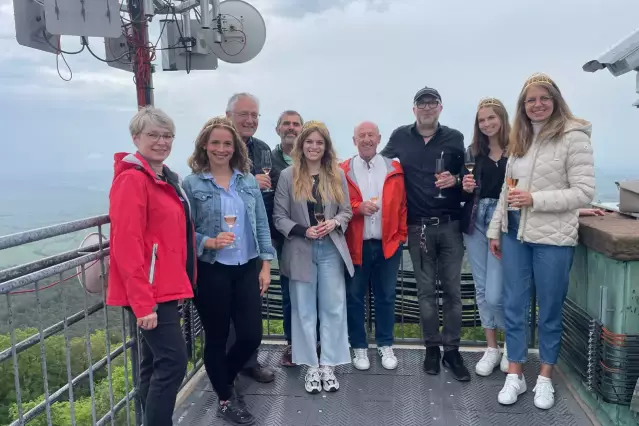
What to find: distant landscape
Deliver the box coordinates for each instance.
[0,166,631,268]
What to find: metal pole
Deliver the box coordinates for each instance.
[128,0,154,107]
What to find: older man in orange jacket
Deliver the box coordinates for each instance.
[340,121,407,371]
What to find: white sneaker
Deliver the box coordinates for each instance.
[500,344,509,373]
[304,367,322,394]
[320,366,339,392]
[533,376,555,409]
[498,373,527,405]
[475,347,501,376]
[378,346,398,370]
[352,348,370,370]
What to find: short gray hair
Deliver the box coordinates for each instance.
[276,110,304,127]
[226,92,260,113]
[129,106,176,136]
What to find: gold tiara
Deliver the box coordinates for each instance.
[523,72,554,90]
[202,115,234,130]
[477,97,503,109]
[302,120,328,131]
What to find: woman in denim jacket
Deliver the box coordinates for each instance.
[460,98,511,377]
[182,116,275,426]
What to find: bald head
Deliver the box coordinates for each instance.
[353,121,381,162]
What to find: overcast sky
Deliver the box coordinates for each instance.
[1,0,638,177]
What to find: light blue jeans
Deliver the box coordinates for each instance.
[289,238,351,368]
[463,198,504,330]
[502,211,574,365]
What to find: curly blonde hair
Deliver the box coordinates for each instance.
[187,116,251,174]
[291,121,344,204]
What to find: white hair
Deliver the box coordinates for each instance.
[129,106,175,136]
[226,92,260,113]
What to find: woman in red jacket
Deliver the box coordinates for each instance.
[107,106,197,426]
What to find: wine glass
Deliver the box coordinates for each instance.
[464,149,478,193]
[222,199,238,248]
[434,157,446,199]
[313,203,325,239]
[506,172,520,211]
[464,149,476,174]
[261,151,273,192]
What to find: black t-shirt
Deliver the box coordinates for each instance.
[477,155,507,199]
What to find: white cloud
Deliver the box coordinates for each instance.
[1,0,639,176]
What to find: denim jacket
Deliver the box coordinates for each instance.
[182,171,275,264]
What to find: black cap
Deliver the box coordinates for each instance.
[414,87,441,103]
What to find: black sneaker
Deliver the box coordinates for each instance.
[424,346,441,375]
[217,398,255,425]
[242,364,275,383]
[442,349,471,382]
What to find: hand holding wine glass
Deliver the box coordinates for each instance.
[506,175,520,211]
[258,151,273,192]
[434,155,446,199]
[313,203,326,239]
[222,199,239,248]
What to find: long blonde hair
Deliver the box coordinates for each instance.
[509,72,588,157]
[187,116,250,174]
[291,121,344,204]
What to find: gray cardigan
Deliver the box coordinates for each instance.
[273,167,354,282]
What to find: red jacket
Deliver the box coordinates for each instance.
[106,152,196,318]
[340,156,408,266]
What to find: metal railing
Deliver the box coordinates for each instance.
[0,215,539,425]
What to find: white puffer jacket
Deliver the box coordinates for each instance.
[486,120,595,246]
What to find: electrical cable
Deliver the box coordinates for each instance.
[8,260,99,295]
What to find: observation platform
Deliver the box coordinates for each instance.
[172,345,594,426]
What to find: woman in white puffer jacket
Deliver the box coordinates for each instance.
[487,72,595,410]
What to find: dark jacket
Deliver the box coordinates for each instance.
[246,136,278,241]
[270,144,290,246]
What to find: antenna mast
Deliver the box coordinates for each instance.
[12,0,267,110]
[128,0,154,107]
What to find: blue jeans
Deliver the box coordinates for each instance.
[289,238,351,367]
[463,198,504,330]
[502,211,574,365]
[277,244,319,346]
[346,241,402,349]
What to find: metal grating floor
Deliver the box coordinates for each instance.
[173,345,593,426]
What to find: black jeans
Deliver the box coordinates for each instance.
[136,301,188,426]
[195,259,263,401]
[407,220,464,350]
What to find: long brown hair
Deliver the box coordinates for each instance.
[471,97,510,156]
[508,73,588,157]
[291,121,345,204]
[187,116,251,174]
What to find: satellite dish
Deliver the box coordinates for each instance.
[210,0,266,64]
[76,232,110,294]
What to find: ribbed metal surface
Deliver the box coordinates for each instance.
[173,345,593,426]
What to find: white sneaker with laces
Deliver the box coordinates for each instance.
[533,376,555,409]
[378,346,398,370]
[304,367,322,394]
[320,366,339,392]
[500,344,509,373]
[498,373,527,405]
[352,348,370,370]
[475,347,501,376]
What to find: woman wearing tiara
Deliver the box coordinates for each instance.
[273,120,354,394]
[460,97,511,377]
[487,73,595,409]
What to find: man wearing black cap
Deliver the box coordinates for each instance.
[380,86,470,382]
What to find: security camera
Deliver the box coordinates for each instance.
[582,27,639,77]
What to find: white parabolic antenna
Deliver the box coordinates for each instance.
[76,232,110,294]
[210,0,266,64]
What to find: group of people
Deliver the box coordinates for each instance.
[106,71,597,426]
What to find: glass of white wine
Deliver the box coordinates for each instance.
[222,200,238,248]
[314,203,325,239]
[261,151,273,192]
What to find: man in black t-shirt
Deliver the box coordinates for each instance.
[381,86,470,382]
